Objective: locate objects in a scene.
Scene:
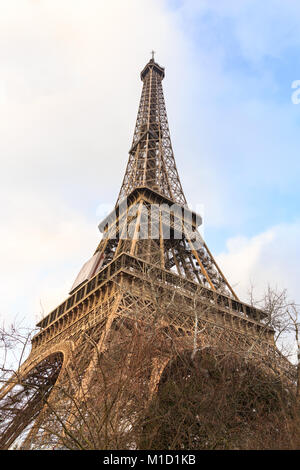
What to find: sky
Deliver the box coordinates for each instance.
[0,0,299,332]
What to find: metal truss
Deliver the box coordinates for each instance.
[0,57,295,450]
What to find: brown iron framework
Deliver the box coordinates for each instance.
[0,57,295,450]
[117,59,186,205]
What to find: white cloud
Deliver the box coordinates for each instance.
[216,220,300,305]
[0,0,299,343]
[0,0,192,328]
[0,190,98,324]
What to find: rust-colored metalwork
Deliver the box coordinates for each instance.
[0,57,295,450]
[117,59,186,206]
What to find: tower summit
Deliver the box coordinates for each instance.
[93,56,238,299]
[117,55,186,206]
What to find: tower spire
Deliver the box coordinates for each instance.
[117,57,187,206]
[94,58,239,300]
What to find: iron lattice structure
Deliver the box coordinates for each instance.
[0,58,295,450]
[117,59,186,205]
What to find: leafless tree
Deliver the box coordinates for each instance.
[248,284,300,397]
[0,282,299,450]
[0,318,36,383]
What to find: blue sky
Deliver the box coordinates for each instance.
[162,1,300,309]
[167,1,300,234]
[0,0,299,332]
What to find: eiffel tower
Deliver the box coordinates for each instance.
[0,56,290,450]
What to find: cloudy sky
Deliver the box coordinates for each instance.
[0,0,299,329]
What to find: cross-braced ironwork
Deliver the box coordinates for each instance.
[0,57,295,450]
[96,58,238,298]
[117,59,186,206]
